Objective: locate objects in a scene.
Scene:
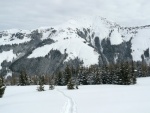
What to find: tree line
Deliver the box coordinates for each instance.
[4,61,150,86]
[1,60,150,97]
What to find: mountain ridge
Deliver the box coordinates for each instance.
[0,16,150,76]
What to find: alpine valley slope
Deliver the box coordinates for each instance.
[0,16,150,76]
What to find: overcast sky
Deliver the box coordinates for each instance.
[0,0,150,31]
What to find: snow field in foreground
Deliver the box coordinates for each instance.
[0,77,150,113]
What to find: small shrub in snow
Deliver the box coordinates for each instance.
[49,84,54,90]
[37,85,44,91]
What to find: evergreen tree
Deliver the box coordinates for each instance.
[106,65,113,84]
[131,61,136,84]
[112,70,118,84]
[80,67,88,85]
[19,70,28,86]
[119,62,130,85]
[148,66,150,77]
[102,65,107,84]
[37,76,45,91]
[67,79,74,90]
[87,73,94,85]
[109,64,115,84]
[64,65,72,85]
[78,66,83,85]
[113,64,120,84]
[33,75,38,85]
[138,67,142,77]
[117,63,123,85]
[56,71,63,86]
[74,68,79,89]
[142,62,148,77]
[94,67,102,84]
[124,61,130,85]
[11,74,17,85]
[49,78,55,90]
[0,77,6,98]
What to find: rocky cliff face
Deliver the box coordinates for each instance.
[0,17,150,76]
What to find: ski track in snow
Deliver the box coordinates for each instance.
[57,89,77,113]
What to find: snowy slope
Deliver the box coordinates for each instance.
[0,77,150,113]
[131,28,150,61]
[0,50,16,69]
[28,27,99,66]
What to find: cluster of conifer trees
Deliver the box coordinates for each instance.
[55,61,137,86]
[3,61,150,90]
[56,61,150,86]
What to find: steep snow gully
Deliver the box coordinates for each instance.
[57,89,77,113]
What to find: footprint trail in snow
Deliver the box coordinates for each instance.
[57,90,77,113]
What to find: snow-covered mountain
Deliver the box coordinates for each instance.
[0,16,150,76]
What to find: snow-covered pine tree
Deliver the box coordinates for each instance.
[123,61,130,85]
[136,62,143,77]
[64,65,72,85]
[141,62,148,77]
[37,76,45,91]
[33,75,38,85]
[117,63,123,85]
[55,71,63,86]
[74,68,79,89]
[49,78,55,90]
[19,70,28,86]
[102,65,107,84]
[0,77,6,98]
[80,67,88,85]
[67,79,74,90]
[112,64,119,84]
[106,65,113,84]
[78,66,83,85]
[120,62,129,85]
[131,61,136,84]
[94,67,102,84]
[11,74,17,85]
[138,67,142,77]
[49,76,55,90]
[107,64,114,84]
[87,73,94,85]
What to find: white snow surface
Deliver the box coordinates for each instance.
[0,29,31,45]
[0,50,16,69]
[91,17,111,41]
[0,77,150,113]
[131,28,150,61]
[110,28,123,45]
[0,36,31,45]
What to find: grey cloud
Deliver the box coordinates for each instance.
[0,0,150,30]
